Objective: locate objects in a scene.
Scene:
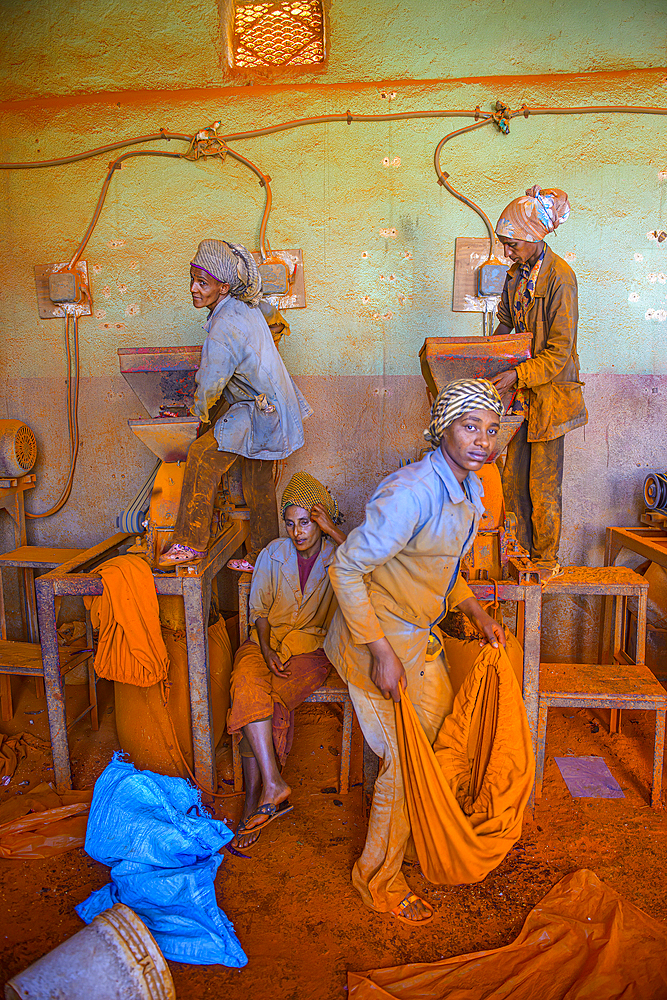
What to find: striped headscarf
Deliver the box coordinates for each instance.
[424,378,504,447]
[281,472,342,524]
[496,186,570,243]
[191,239,262,306]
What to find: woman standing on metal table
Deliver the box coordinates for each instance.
[159,239,311,570]
[490,185,588,582]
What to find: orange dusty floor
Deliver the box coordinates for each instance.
[1,675,667,999]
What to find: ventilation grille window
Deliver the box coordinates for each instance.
[234,1,325,68]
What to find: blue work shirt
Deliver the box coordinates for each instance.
[324,447,484,693]
[193,295,312,461]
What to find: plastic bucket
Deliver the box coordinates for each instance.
[5,903,175,1000]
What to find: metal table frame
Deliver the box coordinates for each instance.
[35,518,248,792]
[0,474,38,642]
[533,565,663,807]
[604,522,667,671]
[605,523,667,574]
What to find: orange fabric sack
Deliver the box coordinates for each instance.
[0,731,49,780]
[86,554,169,687]
[395,641,534,885]
[0,782,92,859]
[349,868,667,999]
[115,618,233,778]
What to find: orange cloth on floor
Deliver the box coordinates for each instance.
[86,555,169,687]
[349,869,667,999]
[0,782,92,859]
[395,640,534,885]
[0,732,49,780]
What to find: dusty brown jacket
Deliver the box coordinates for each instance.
[497,244,588,442]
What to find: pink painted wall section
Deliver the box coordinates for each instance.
[3,371,663,565]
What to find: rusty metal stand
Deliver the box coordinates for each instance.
[35,517,249,792]
[0,547,90,723]
[0,474,38,644]
[535,566,666,809]
[0,472,90,721]
[605,522,667,574]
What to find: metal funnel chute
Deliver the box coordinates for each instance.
[118,347,202,462]
[419,334,531,460]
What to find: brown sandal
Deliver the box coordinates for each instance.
[390,893,435,926]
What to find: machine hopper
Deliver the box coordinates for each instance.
[419,333,532,459]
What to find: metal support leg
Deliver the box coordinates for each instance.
[535,701,549,801]
[238,573,251,644]
[0,567,12,722]
[35,578,72,791]
[86,610,98,732]
[362,737,380,821]
[23,567,44,699]
[232,734,244,793]
[339,697,353,795]
[183,576,216,793]
[636,588,648,665]
[516,600,525,650]
[0,673,11,722]
[522,583,542,761]
[652,709,665,810]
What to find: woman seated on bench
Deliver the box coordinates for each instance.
[228,473,346,848]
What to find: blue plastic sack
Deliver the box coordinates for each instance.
[75,756,247,967]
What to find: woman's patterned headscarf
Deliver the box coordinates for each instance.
[424,379,504,447]
[496,186,571,243]
[281,472,342,524]
[191,239,262,306]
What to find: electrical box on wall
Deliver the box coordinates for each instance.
[251,249,305,309]
[452,238,511,312]
[477,259,509,296]
[33,261,93,318]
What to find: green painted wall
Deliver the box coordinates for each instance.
[1,0,665,99]
[2,72,667,380]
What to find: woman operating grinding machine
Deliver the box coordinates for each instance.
[490,185,587,582]
[159,239,311,571]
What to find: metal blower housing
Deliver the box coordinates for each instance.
[0,419,37,478]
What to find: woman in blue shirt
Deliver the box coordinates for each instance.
[159,240,311,569]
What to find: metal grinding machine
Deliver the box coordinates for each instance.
[117,346,248,570]
[419,334,539,583]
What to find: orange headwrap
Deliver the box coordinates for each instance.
[496,186,571,243]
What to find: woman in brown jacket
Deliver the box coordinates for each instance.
[491,185,587,580]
